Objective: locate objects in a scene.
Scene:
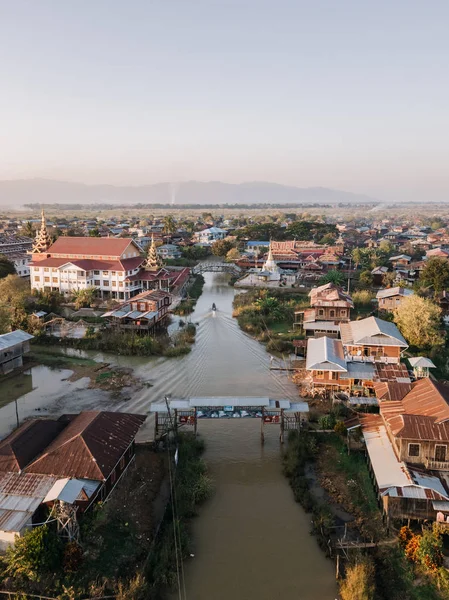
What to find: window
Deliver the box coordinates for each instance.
[329,310,335,318]
[139,303,146,311]
[103,281,109,286]
[44,267,49,272]
[408,443,420,457]
[44,276,50,283]
[52,277,58,283]
[315,370,324,379]
[435,445,447,462]
[103,271,108,276]
[94,280,100,286]
[119,457,125,470]
[331,372,339,380]
[341,309,346,317]
[111,271,116,275]
[94,270,100,275]
[318,309,324,316]
[34,276,40,281]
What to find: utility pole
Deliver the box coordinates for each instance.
[347,256,352,294]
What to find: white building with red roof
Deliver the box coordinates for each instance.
[29,216,190,301]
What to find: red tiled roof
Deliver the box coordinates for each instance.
[45,237,138,257]
[25,412,146,481]
[30,256,143,272]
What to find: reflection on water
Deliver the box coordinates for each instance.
[0,272,336,597]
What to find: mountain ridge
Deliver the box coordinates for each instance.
[0,178,380,207]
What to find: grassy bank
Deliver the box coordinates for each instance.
[233,289,308,354]
[173,274,205,316]
[144,433,213,599]
[283,432,446,599]
[33,323,197,358]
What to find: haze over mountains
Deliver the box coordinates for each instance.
[0,178,379,208]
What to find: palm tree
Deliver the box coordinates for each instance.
[163,215,177,235]
[23,221,35,238]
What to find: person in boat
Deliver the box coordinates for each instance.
[212,303,216,311]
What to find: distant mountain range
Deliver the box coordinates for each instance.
[0,178,380,207]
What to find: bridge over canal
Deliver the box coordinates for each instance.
[150,396,309,443]
[192,261,242,275]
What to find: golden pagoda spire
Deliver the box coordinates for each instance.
[144,233,164,271]
[31,208,52,253]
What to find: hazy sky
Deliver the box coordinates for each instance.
[1,0,448,201]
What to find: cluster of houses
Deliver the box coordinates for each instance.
[293,281,449,525]
[0,410,146,550]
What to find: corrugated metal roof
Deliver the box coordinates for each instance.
[43,478,99,504]
[432,501,449,511]
[340,317,408,347]
[0,420,66,473]
[410,468,449,500]
[376,287,413,299]
[306,337,347,372]
[25,412,146,481]
[362,419,412,490]
[0,330,34,350]
[409,357,436,369]
[340,362,375,380]
[374,381,412,401]
[0,509,32,532]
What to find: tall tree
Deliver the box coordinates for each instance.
[319,270,345,286]
[420,257,449,292]
[23,221,35,238]
[211,239,235,257]
[163,215,177,235]
[394,295,444,348]
[0,255,16,279]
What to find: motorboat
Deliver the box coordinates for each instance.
[212,303,217,311]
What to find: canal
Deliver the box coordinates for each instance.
[1,272,337,598]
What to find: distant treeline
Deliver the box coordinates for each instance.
[22,202,376,211]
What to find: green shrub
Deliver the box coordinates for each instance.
[4,525,62,583]
[334,420,348,436]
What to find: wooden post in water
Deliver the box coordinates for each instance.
[260,408,265,445]
[280,409,285,444]
[336,553,340,580]
[194,408,198,437]
[154,412,159,440]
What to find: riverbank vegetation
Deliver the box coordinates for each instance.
[233,289,308,354]
[173,274,205,316]
[283,430,447,599]
[0,435,212,600]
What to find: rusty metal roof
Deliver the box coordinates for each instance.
[378,379,449,441]
[374,381,412,401]
[0,419,66,473]
[25,412,146,481]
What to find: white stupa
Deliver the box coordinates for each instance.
[260,241,281,281]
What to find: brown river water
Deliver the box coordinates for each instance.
[1,272,337,599]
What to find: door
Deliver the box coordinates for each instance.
[435,445,447,462]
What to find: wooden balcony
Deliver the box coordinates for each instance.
[425,457,449,471]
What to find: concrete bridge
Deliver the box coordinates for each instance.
[192,261,242,276]
[150,396,309,443]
